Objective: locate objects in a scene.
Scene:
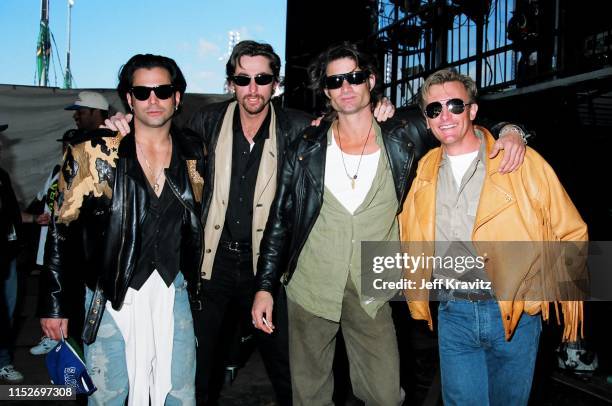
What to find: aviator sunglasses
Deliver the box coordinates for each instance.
[231,74,275,86]
[324,70,370,89]
[424,98,473,119]
[130,85,175,101]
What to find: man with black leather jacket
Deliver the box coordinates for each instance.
[186,41,310,406]
[39,54,205,405]
[251,42,527,405]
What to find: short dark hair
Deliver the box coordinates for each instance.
[308,42,382,111]
[117,54,187,109]
[226,40,281,83]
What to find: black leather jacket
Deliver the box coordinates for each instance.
[0,167,22,265]
[255,110,436,293]
[38,128,205,320]
[186,99,313,244]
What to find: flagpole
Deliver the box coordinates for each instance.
[36,0,51,86]
[64,0,74,88]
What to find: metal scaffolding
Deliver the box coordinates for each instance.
[375,0,519,106]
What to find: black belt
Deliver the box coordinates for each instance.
[448,290,494,302]
[219,240,252,252]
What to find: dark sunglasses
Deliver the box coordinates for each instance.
[424,98,473,119]
[231,74,275,87]
[324,71,370,89]
[130,85,175,101]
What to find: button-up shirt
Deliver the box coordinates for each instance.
[286,123,399,321]
[220,107,271,243]
[433,129,490,288]
[130,145,183,290]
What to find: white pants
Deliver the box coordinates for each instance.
[106,270,175,406]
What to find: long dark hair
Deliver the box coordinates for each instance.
[308,41,382,113]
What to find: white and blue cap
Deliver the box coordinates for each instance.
[64,91,109,111]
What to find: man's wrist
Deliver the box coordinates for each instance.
[500,124,528,145]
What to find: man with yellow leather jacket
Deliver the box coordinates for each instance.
[399,68,587,406]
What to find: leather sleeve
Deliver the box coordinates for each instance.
[185,110,208,144]
[184,100,231,146]
[276,103,314,144]
[37,144,89,318]
[255,139,298,293]
[387,109,439,151]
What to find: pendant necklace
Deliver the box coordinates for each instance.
[136,141,167,193]
[336,119,374,190]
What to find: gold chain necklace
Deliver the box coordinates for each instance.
[336,119,374,190]
[136,141,167,193]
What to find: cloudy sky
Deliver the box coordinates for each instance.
[0,0,287,94]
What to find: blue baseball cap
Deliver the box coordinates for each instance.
[46,338,97,395]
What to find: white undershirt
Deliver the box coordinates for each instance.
[447,150,478,188]
[325,130,381,214]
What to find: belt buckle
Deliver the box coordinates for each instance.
[464,291,489,301]
[228,241,240,252]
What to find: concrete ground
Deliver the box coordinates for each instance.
[4,271,612,405]
[4,271,280,406]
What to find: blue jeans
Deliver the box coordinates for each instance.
[83,272,196,405]
[0,258,17,367]
[437,300,541,406]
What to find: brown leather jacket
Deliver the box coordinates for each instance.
[398,127,588,342]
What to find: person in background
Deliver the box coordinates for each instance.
[65,91,110,132]
[0,120,25,383]
[29,91,110,355]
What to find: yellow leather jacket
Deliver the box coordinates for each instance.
[398,126,588,341]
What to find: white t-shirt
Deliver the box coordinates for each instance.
[325,131,380,214]
[447,150,478,188]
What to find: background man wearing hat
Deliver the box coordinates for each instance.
[64,91,110,133]
[28,91,110,356]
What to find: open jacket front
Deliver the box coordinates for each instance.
[186,99,313,280]
[399,127,588,342]
[38,127,205,342]
[255,110,435,294]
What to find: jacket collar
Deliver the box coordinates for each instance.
[413,126,516,238]
[118,125,201,185]
[473,126,516,231]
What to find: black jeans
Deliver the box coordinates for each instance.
[192,244,292,405]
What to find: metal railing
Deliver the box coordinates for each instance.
[376,0,518,106]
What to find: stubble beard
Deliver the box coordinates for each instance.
[240,94,270,115]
